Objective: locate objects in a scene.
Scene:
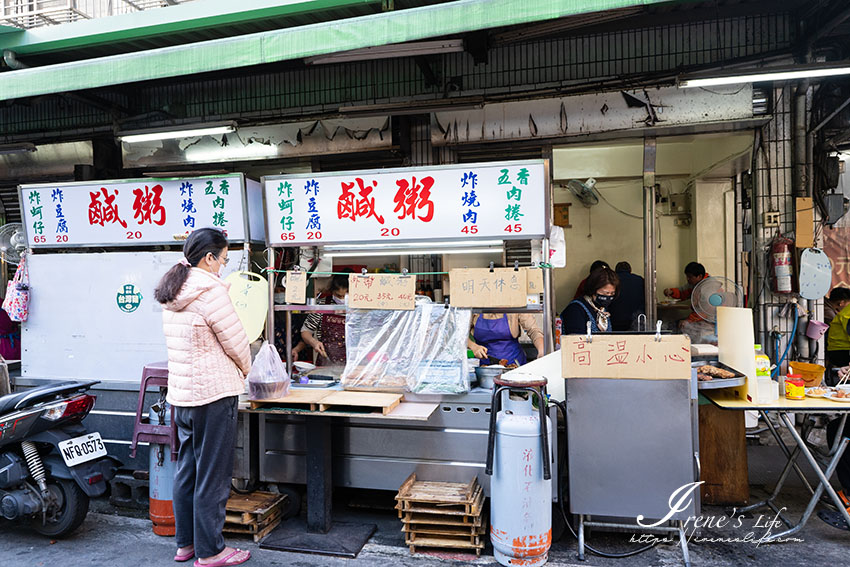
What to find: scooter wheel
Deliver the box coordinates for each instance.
[32,479,90,538]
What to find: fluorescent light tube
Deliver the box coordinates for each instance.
[306,40,464,65]
[678,64,850,88]
[324,239,503,251]
[326,247,503,258]
[118,123,236,143]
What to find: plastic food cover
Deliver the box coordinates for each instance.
[247,341,291,400]
[343,304,471,393]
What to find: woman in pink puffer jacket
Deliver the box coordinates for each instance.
[155,228,252,567]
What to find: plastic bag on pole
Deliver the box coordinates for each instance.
[247,341,291,400]
[343,304,471,394]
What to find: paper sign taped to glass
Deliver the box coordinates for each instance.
[343,304,471,393]
[561,334,691,380]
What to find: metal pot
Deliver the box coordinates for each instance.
[475,366,507,389]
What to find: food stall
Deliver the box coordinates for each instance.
[254,160,558,496]
[16,175,264,469]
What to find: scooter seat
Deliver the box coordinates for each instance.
[0,390,30,415]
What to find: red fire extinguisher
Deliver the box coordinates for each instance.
[769,234,796,294]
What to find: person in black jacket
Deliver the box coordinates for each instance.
[608,261,645,331]
[560,267,619,335]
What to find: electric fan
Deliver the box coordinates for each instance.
[0,223,26,267]
[691,276,744,323]
[566,178,600,208]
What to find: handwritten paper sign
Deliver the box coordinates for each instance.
[20,175,248,247]
[449,268,527,307]
[562,334,691,380]
[348,274,415,310]
[285,271,307,304]
[524,267,544,294]
[263,160,547,246]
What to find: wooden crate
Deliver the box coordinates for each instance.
[394,473,487,557]
[223,491,287,543]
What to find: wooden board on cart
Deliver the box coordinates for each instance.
[318,390,402,415]
[248,388,329,410]
[248,389,402,415]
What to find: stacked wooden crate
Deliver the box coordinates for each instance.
[223,491,287,543]
[395,473,486,556]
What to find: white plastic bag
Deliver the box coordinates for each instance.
[247,341,291,400]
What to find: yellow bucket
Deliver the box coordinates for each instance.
[789,361,825,387]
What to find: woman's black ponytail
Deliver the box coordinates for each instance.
[154,228,229,304]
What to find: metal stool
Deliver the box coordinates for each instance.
[484,373,550,480]
[129,362,178,461]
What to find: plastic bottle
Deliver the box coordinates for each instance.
[754,344,771,378]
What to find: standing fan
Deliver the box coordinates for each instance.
[566,178,600,207]
[691,276,744,323]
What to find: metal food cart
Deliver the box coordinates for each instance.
[256,160,558,496]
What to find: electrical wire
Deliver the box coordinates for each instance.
[549,400,660,559]
[595,188,644,219]
[772,305,799,378]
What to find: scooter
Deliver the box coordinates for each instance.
[0,380,120,537]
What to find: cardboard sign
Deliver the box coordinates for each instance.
[562,334,691,380]
[285,270,307,304]
[449,268,527,307]
[524,267,544,294]
[348,274,415,310]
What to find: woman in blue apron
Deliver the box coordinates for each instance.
[560,267,619,335]
[468,313,544,366]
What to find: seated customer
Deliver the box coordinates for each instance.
[608,261,645,332]
[561,267,619,335]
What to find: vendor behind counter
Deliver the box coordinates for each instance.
[560,267,619,335]
[467,313,544,366]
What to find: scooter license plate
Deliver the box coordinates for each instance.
[58,433,107,467]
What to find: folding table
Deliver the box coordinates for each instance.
[703,390,850,541]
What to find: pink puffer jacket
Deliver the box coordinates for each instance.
[162,268,251,407]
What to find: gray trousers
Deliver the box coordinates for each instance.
[173,395,238,558]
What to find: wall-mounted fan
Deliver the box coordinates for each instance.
[566,178,600,208]
[692,276,744,323]
[0,223,26,266]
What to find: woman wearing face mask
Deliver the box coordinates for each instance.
[300,273,350,366]
[560,267,620,335]
[155,228,252,567]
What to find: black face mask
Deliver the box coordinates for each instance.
[594,294,615,308]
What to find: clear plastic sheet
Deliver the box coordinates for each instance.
[247,341,291,400]
[343,304,471,394]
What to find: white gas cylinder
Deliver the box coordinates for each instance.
[490,390,553,567]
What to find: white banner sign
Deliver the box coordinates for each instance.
[20,175,246,247]
[263,160,547,245]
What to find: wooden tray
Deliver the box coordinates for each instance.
[395,473,483,516]
[401,511,484,527]
[318,391,402,415]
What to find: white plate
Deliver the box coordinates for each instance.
[805,387,831,398]
[824,392,850,403]
[293,361,316,373]
[58,432,107,467]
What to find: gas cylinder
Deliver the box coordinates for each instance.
[148,404,176,536]
[490,390,553,567]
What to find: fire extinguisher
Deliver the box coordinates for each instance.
[769,234,797,294]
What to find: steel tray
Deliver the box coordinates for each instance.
[693,361,747,390]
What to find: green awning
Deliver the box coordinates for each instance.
[0,0,678,101]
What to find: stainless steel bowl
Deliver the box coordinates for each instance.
[475,366,507,389]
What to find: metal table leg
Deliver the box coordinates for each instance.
[577,515,586,561]
[678,520,691,567]
[761,412,850,542]
[760,409,814,495]
[259,415,376,557]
